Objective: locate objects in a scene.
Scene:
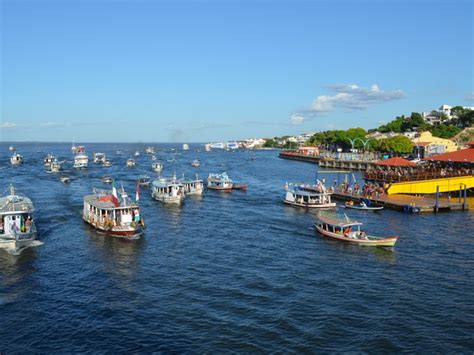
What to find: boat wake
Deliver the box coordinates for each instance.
[6,240,44,255]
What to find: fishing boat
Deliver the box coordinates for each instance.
[60,176,71,184]
[180,175,204,195]
[204,144,211,152]
[138,175,151,187]
[43,153,55,167]
[207,172,233,191]
[151,176,185,204]
[126,158,136,167]
[152,162,163,173]
[10,153,23,165]
[83,186,144,239]
[50,159,62,173]
[145,146,155,155]
[0,185,38,254]
[344,200,384,211]
[315,212,399,248]
[93,152,106,164]
[283,183,335,208]
[183,144,189,151]
[103,159,112,167]
[101,176,113,184]
[134,150,140,157]
[73,146,88,169]
[191,159,200,167]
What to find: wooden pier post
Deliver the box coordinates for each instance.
[463,185,467,211]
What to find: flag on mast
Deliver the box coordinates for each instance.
[111,180,119,207]
[136,181,140,202]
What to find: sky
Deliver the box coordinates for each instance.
[1,0,473,142]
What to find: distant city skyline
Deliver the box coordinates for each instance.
[1,0,473,142]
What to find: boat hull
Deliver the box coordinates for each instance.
[343,205,384,211]
[207,186,233,192]
[283,199,336,208]
[315,224,398,247]
[82,218,142,239]
[0,231,37,253]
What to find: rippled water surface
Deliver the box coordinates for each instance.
[1,143,473,352]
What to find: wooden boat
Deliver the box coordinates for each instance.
[232,183,248,191]
[138,175,151,187]
[0,185,38,254]
[151,176,185,204]
[315,212,399,248]
[207,173,233,191]
[73,146,88,169]
[180,175,204,195]
[152,162,163,172]
[284,184,335,208]
[83,187,144,239]
[343,200,384,211]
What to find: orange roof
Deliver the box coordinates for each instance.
[424,147,474,163]
[375,156,417,167]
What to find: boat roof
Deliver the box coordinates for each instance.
[0,194,34,214]
[317,214,362,227]
[180,179,203,184]
[84,188,137,210]
[152,178,182,188]
[288,188,326,197]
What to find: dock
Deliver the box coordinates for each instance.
[331,189,468,213]
[318,159,375,171]
[278,152,321,164]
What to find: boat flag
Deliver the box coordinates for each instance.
[136,181,140,202]
[112,180,120,207]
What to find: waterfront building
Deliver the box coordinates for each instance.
[412,131,458,158]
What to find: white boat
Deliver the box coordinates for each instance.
[73,146,88,169]
[191,159,200,167]
[126,158,136,167]
[207,172,233,191]
[151,176,185,204]
[10,153,23,165]
[83,187,144,239]
[145,146,155,155]
[9,146,15,151]
[0,185,38,254]
[101,176,113,184]
[93,153,106,164]
[138,175,151,187]
[204,144,211,152]
[227,141,239,150]
[151,155,157,161]
[103,159,112,167]
[152,162,163,173]
[283,183,335,209]
[180,175,204,195]
[43,153,55,166]
[134,150,140,157]
[50,159,62,173]
[209,142,225,149]
[183,144,189,151]
[60,176,71,184]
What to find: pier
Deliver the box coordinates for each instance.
[318,159,375,171]
[331,189,468,213]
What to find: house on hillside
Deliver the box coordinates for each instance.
[412,131,458,158]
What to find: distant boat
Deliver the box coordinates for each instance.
[50,159,62,173]
[315,211,399,248]
[10,153,23,165]
[204,144,211,152]
[180,175,204,195]
[60,176,71,184]
[43,153,55,167]
[138,175,151,187]
[152,162,163,173]
[103,159,112,167]
[191,159,200,167]
[151,155,157,161]
[134,150,140,157]
[9,146,15,151]
[93,153,106,164]
[227,141,239,150]
[126,158,136,167]
[145,146,155,155]
[209,142,225,149]
[101,176,113,184]
[182,144,189,151]
[207,172,233,191]
[73,146,88,169]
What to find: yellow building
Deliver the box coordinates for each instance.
[412,131,458,158]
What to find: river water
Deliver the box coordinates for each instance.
[1,143,473,352]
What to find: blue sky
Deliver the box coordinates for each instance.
[1,0,473,142]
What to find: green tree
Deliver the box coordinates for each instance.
[377,135,413,154]
[430,124,461,139]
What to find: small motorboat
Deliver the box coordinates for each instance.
[10,153,23,165]
[344,200,384,211]
[126,158,136,167]
[9,145,15,151]
[103,159,112,167]
[134,150,140,157]
[50,159,62,173]
[191,159,200,167]
[315,211,398,248]
[101,176,113,184]
[232,183,248,191]
[138,175,150,187]
[60,176,71,184]
[151,155,157,161]
[152,162,163,173]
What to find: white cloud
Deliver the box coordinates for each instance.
[310,84,406,112]
[0,122,17,129]
[290,114,305,125]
